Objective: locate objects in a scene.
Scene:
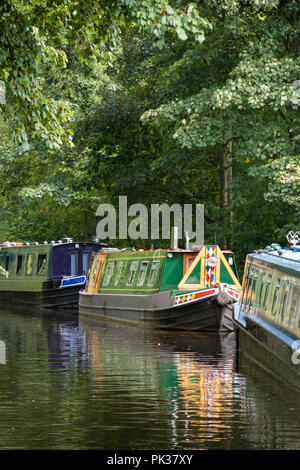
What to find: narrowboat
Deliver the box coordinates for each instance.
[79,245,242,331]
[233,231,300,391]
[0,239,108,309]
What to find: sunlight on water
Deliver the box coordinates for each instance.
[0,306,299,450]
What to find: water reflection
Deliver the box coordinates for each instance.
[79,317,300,450]
[0,306,299,449]
[46,315,88,372]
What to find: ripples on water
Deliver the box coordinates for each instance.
[0,306,299,450]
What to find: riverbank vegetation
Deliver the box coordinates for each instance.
[0,0,299,270]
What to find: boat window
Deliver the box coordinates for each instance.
[289,285,299,331]
[288,285,300,328]
[245,276,253,312]
[147,260,160,287]
[37,254,47,276]
[137,261,149,287]
[114,262,124,286]
[280,286,289,322]
[103,261,115,286]
[82,253,89,275]
[263,275,272,309]
[183,254,197,275]
[242,270,251,307]
[16,255,23,275]
[244,268,255,309]
[5,255,10,272]
[271,279,280,316]
[26,254,34,275]
[258,275,265,306]
[250,272,258,307]
[70,252,78,276]
[126,261,138,286]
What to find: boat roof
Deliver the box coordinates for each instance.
[0,241,108,249]
[98,247,234,254]
[51,241,108,247]
[248,248,300,275]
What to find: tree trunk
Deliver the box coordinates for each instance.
[83,203,89,240]
[227,140,233,248]
[220,141,233,249]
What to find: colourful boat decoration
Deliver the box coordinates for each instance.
[79,245,241,331]
[0,239,108,309]
[233,231,300,391]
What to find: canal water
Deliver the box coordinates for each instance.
[0,306,299,450]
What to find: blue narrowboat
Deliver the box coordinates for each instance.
[0,239,108,309]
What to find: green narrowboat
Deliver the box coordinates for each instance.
[0,240,107,309]
[233,231,300,391]
[79,245,241,331]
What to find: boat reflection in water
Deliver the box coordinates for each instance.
[79,316,241,446]
[0,307,299,449]
[78,317,300,449]
[237,352,300,450]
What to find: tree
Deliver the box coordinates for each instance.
[142,0,300,252]
[0,57,110,242]
[0,0,208,149]
[0,0,298,264]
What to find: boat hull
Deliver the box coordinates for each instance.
[0,283,84,309]
[79,291,234,331]
[234,310,300,392]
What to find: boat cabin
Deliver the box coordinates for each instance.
[238,247,300,339]
[0,240,108,298]
[87,245,241,297]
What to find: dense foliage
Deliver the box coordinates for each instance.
[0,0,299,271]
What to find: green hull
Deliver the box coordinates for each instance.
[79,290,234,331]
[236,316,300,392]
[0,284,82,309]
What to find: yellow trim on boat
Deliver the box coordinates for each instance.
[219,250,242,290]
[178,245,242,291]
[178,247,205,289]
